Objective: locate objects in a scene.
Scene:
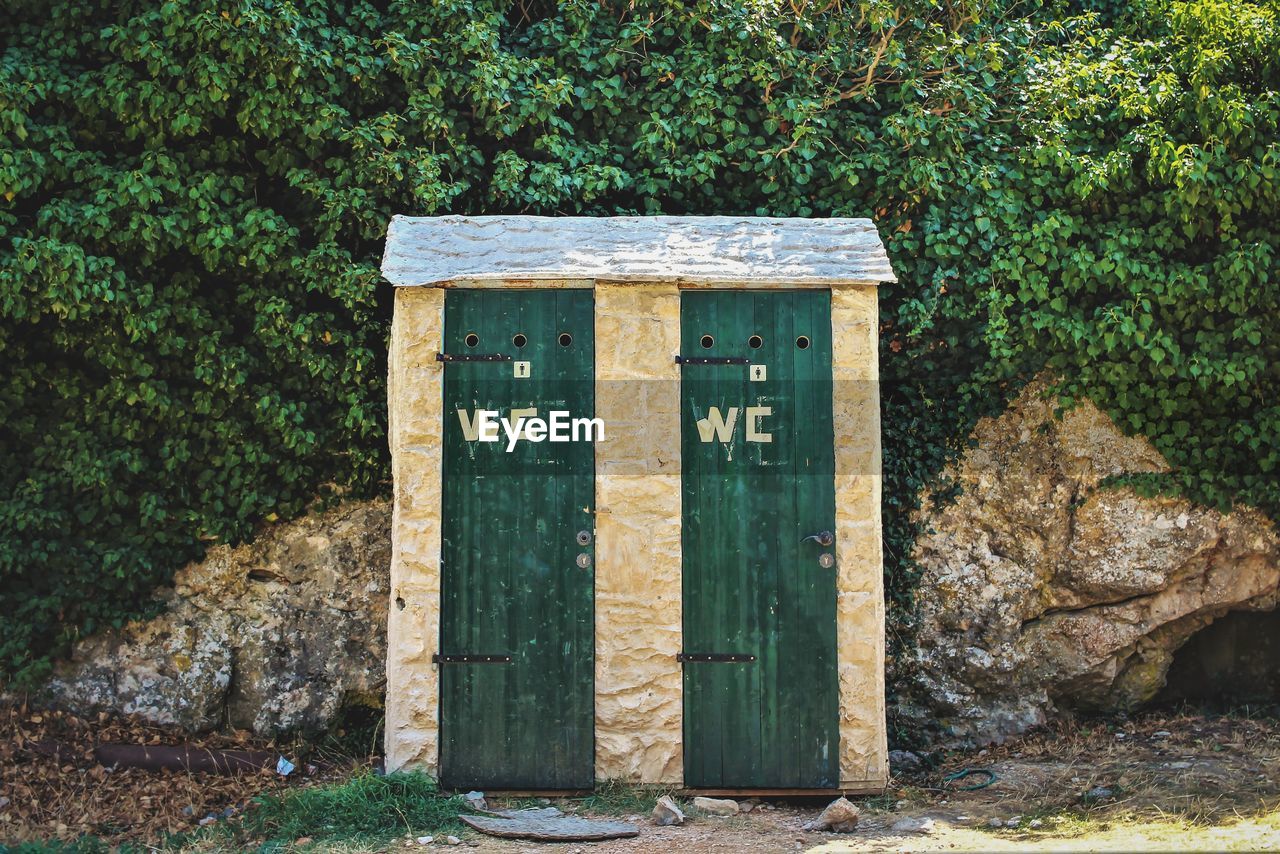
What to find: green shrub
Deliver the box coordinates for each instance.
[227,771,464,847]
[1,0,1276,685]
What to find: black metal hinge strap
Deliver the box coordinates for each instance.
[432,654,512,664]
[675,356,751,365]
[436,353,513,362]
[677,652,756,663]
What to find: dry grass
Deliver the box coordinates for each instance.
[0,701,356,847]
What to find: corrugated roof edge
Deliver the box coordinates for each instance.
[381,215,896,287]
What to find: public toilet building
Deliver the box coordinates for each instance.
[381,215,894,794]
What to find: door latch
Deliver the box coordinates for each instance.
[436,353,512,363]
[675,355,751,365]
[802,530,835,546]
[677,652,756,663]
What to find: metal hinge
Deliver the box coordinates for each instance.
[675,356,751,365]
[436,353,513,363]
[677,652,757,663]
[432,654,512,664]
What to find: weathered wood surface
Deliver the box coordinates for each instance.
[679,290,840,788]
[437,290,596,790]
[381,215,896,287]
[460,809,640,841]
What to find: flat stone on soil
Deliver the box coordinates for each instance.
[460,811,638,842]
[693,796,739,816]
[890,816,936,834]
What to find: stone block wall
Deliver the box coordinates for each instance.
[385,281,885,788]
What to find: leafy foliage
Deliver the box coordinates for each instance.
[219,771,465,846]
[1,0,1276,685]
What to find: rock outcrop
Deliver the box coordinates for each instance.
[43,501,390,735]
[896,378,1280,745]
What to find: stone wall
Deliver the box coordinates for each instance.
[593,283,685,782]
[383,286,445,771]
[831,286,889,787]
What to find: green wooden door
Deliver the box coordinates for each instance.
[680,290,839,789]
[439,289,595,790]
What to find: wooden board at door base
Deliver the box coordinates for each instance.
[438,289,595,790]
[679,290,840,789]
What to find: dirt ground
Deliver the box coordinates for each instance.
[458,811,1280,854]
[6,705,1280,851]
[363,713,1280,853]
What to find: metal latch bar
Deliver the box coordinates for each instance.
[432,654,512,664]
[677,652,756,663]
[675,356,751,365]
[436,353,513,362]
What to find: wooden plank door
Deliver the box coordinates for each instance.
[680,290,839,789]
[439,289,595,790]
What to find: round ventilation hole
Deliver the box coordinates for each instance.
[512,333,527,348]
[796,335,811,350]
[748,335,763,349]
[700,334,714,349]
[464,332,479,347]
[558,332,573,347]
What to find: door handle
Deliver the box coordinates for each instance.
[801,531,834,546]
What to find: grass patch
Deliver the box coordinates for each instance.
[5,841,113,854]
[575,780,677,815]
[202,771,466,850]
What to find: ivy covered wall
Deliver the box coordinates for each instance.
[2,0,1277,684]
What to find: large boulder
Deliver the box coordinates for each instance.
[42,501,390,735]
[895,378,1280,745]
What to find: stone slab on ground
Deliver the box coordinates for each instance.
[461,811,639,841]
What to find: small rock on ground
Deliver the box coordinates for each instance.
[652,795,685,826]
[803,797,859,833]
[692,796,739,816]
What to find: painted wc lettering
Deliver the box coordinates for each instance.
[455,407,604,452]
[456,407,499,442]
[695,406,738,443]
[694,405,773,443]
